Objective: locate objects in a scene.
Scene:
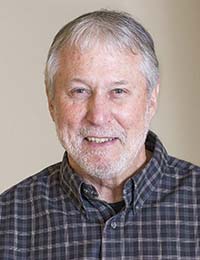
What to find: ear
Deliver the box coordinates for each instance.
[148,83,160,120]
[46,88,56,122]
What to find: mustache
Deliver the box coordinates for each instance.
[79,126,127,143]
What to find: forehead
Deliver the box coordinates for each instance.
[57,44,143,77]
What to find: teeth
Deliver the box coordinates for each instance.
[87,137,114,143]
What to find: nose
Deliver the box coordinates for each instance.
[86,93,111,126]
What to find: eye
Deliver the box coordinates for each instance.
[72,88,87,94]
[113,88,125,94]
[111,88,128,97]
[69,87,91,98]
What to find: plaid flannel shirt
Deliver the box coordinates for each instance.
[1,131,200,259]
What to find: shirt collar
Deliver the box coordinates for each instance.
[59,130,169,210]
[60,153,84,211]
[131,130,168,210]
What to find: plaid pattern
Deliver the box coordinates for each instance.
[0,131,200,259]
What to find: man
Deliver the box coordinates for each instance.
[0,10,200,259]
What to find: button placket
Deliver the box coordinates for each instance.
[111,221,117,229]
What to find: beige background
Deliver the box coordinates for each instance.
[0,0,199,193]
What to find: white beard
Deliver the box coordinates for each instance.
[55,105,151,180]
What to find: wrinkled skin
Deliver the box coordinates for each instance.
[48,46,159,199]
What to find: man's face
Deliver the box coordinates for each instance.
[49,46,159,180]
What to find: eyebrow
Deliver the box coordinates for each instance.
[70,78,88,85]
[110,80,129,86]
[70,78,129,86]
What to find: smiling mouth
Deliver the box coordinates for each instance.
[85,137,117,144]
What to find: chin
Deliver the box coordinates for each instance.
[81,164,124,180]
[70,151,133,180]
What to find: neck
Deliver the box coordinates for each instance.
[69,147,152,203]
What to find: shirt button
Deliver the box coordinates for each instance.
[111,221,117,229]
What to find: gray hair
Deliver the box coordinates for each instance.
[45,10,159,100]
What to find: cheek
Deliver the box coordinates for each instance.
[115,102,147,132]
[56,102,85,131]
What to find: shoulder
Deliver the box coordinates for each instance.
[0,161,62,210]
[166,155,200,175]
[164,155,200,192]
